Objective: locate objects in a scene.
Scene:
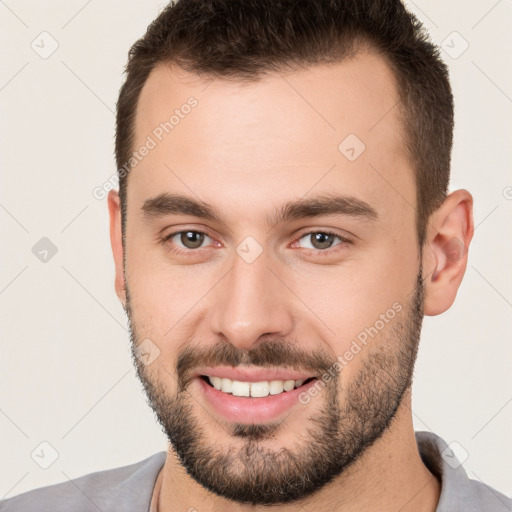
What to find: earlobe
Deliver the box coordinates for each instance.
[107,189,127,308]
[422,189,474,316]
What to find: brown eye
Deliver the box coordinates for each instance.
[311,233,335,249]
[298,231,343,251]
[179,231,205,249]
[166,230,212,250]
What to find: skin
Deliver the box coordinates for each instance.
[108,50,473,511]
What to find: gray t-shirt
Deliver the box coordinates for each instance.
[1,431,510,511]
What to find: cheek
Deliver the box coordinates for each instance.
[126,272,195,337]
[125,243,219,345]
[290,243,417,369]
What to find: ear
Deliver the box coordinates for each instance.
[107,190,127,309]
[422,189,474,316]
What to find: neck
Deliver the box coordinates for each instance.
[157,390,440,512]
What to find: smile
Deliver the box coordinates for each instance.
[202,375,316,397]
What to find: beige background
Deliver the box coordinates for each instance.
[1,0,511,500]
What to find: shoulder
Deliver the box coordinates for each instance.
[415,431,511,512]
[464,478,511,512]
[0,452,166,512]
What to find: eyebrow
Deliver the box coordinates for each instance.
[141,192,378,227]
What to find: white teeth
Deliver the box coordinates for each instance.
[231,380,250,397]
[250,381,270,397]
[210,376,222,390]
[283,380,295,391]
[206,376,310,397]
[221,377,233,393]
[269,380,284,395]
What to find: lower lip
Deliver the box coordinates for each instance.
[196,377,318,424]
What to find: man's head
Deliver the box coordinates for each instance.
[115,0,455,248]
[108,0,473,506]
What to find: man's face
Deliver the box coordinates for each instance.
[120,52,424,504]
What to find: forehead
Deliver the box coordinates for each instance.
[135,51,403,149]
[128,51,413,225]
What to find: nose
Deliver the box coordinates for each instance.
[209,248,295,351]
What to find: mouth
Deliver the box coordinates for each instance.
[194,370,320,424]
[199,375,317,398]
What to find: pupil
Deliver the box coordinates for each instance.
[312,232,333,249]
[182,231,204,249]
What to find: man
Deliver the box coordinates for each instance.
[2,0,509,511]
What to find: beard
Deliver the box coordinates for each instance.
[125,266,425,506]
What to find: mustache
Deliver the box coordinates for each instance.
[176,338,337,392]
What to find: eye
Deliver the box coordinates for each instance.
[164,230,214,251]
[161,228,351,257]
[294,230,349,251]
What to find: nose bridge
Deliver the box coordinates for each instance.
[210,248,294,349]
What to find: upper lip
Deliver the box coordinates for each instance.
[192,366,317,383]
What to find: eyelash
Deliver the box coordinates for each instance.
[161,228,352,257]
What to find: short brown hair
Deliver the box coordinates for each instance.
[115,0,453,246]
